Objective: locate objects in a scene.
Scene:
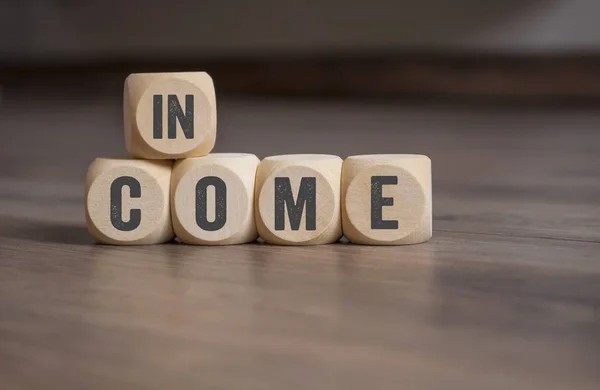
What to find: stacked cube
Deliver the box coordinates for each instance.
[85,72,432,246]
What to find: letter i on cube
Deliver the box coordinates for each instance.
[123,72,217,159]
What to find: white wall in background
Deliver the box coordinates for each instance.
[1,0,600,60]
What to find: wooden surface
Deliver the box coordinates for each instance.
[0,93,599,389]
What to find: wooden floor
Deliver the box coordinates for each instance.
[0,92,599,389]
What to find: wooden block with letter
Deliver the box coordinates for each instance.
[124,71,217,159]
[342,154,432,245]
[85,158,174,245]
[255,154,343,245]
[171,153,260,245]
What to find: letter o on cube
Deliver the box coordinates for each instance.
[171,153,260,245]
[342,154,432,245]
[85,158,174,245]
[255,154,343,245]
[124,72,217,159]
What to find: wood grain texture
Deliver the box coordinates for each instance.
[0,93,599,389]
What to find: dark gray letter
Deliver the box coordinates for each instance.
[153,94,194,139]
[274,177,316,231]
[153,95,163,139]
[110,176,141,231]
[371,176,398,229]
[196,176,227,231]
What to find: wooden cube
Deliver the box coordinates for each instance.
[124,72,217,159]
[255,154,343,245]
[342,154,432,245]
[85,158,174,245]
[171,153,260,245]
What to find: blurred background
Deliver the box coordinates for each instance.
[2,0,600,100]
